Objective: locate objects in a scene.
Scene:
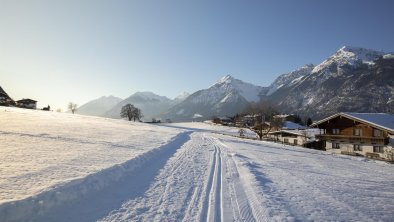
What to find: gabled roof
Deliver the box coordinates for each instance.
[311,112,394,134]
[0,86,11,98]
[282,121,306,130]
[17,99,37,103]
[269,129,306,137]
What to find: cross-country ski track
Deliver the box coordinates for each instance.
[1,109,394,222]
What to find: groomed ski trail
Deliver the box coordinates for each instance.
[100,132,261,222]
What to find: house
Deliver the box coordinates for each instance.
[311,112,394,160]
[0,86,15,106]
[16,99,37,109]
[268,130,307,145]
[239,114,261,127]
[268,129,319,146]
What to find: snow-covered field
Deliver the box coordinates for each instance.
[1,107,394,221]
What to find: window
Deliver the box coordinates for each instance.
[332,143,340,149]
[284,138,289,144]
[332,129,340,134]
[294,139,298,145]
[373,146,384,153]
[353,128,362,136]
[353,144,362,151]
[373,129,382,137]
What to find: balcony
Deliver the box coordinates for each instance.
[316,134,387,144]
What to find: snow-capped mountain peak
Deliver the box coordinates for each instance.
[174,91,190,101]
[312,46,385,74]
[217,74,235,84]
[210,75,266,102]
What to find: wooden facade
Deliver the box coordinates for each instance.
[312,113,394,160]
[16,99,37,109]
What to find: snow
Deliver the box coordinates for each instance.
[343,112,394,133]
[0,107,180,204]
[267,64,314,96]
[282,121,306,130]
[1,109,394,221]
[174,91,190,101]
[192,113,203,118]
[213,75,265,102]
[312,46,385,74]
[383,54,394,59]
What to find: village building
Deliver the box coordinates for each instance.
[268,130,308,146]
[311,112,394,160]
[16,99,37,109]
[268,128,319,147]
[0,86,15,106]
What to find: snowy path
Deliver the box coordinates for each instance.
[99,133,265,222]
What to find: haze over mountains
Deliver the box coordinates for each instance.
[77,46,394,121]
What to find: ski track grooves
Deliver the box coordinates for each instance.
[205,144,223,222]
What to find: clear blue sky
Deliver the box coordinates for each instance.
[1,0,394,110]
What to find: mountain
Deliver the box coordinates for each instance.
[104,91,174,121]
[77,96,122,117]
[162,75,268,121]
[173,91,190,103]
[266,64,315,96]
[77,46,393,122]
[267,46,394,119]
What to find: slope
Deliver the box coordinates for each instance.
[77,96,122,117]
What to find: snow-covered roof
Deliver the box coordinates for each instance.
[269,130,306,137]
[17,98,37,103]
[311,112,394,134]
[282,121,306,130]
[274,114,289,119]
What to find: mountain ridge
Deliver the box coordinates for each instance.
[78,46,394,121]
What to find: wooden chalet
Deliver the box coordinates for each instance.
[17,99,37,109]
[311,112,394,160]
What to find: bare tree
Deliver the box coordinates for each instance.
[245,101,282,140]
[121,104,143,122]
[385,147,394,163]
[68,102,78,114]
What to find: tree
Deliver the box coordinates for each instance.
[384,147,394,163]
[212,116,221,124]
[244,101,282,140]
[68,102,78,114]
[306,117,313,127]
[121,104,143,121]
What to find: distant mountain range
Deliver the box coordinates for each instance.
[77,96,123,117]
[103,91,186,121]
[77,46,394,121]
